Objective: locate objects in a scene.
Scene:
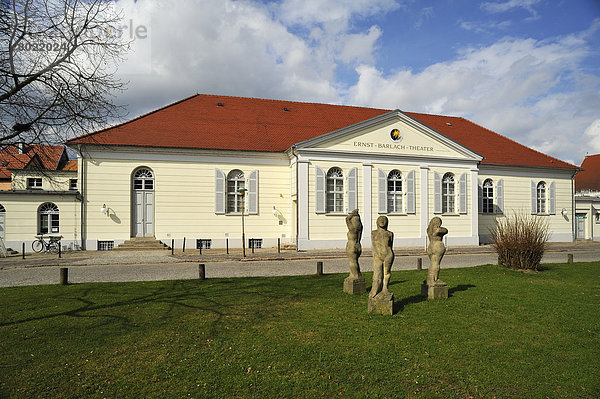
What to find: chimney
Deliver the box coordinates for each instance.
[17,142,24,154]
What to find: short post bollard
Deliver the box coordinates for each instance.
[183,237,186,253]
[58,244,62,259]
[198,264,206,280]
[171,239,174,256]
[251,239,255,254]
[22,242,25,259]
[277,238,281,254]
[567,253,573,264]
[199,242,202,255]
[316,261,323,275]
[59,268,68,285]
[226,238,229,255]
[417,257,422,270]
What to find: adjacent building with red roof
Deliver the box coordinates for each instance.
[574,154,600,241]
[63,94,582,250]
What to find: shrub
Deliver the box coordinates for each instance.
[491,213,550,270]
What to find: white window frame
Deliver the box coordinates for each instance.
[133,168,154,191]
[226,169,245,214]
[69,179,78,190]
[27,177,42,189]
[326,167,344,213]
[536,181,547,214]
[38,202,59,234]
[482,179,494,214]
[387,170,404,214]
[442,173,456,214]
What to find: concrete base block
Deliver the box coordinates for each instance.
[343,276,366,294]
[421,281,448,299]
[368,293,394,315]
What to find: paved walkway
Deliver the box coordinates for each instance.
[0,241,598,287]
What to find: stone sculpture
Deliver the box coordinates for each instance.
[344,209,366,294]
[422,216,449,299]
[368,215,395,314]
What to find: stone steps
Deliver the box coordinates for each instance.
[113,237,170,251]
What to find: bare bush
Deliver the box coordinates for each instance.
[491,213,550,271]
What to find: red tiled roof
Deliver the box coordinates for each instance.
[62,160,78,171]
[575,154,600,191]
[0,145,66,179]
[68,94,576,170]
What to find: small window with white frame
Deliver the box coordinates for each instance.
[27,177,42,189]
[69,179,78,190]
[536,181,547,214]
[326,167,344,213]
[387,170,403,213]
[442,173,456,214]
[482,179,494,214]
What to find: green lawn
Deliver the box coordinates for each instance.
[1,262,599,398]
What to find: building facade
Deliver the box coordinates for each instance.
[0,145,80,250]
[64,94,578,251]
[574,154,600,241]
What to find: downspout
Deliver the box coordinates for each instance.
[571,172,576,242]
[292,146,299,251]
[78,146,86,250]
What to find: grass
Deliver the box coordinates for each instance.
[0,262,599,398]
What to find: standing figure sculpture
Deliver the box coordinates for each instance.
[422,217,449,299]
[370,215,395,299]
[344,209,366,294]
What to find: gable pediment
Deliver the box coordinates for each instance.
[294,110,483,161]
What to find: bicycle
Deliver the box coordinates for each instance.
[32,235,62,254]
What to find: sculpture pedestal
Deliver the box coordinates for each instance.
[421,281,448,299]
[344,275,366,294]
[368,293,394,315]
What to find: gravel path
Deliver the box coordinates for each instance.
[1,250,597,287]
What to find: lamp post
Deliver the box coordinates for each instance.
[237,188,247,257]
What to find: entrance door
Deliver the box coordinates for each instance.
[576,214,586,239]
[132,168,155,237]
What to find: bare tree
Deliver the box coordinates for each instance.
[0,0,129,149]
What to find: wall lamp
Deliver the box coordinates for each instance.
[100,204,107,214]
[561,208,568,217]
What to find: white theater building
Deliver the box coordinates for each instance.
[61,94,579,251]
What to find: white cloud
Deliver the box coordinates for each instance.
[582,119,600,157]
[346,32,600,164]
[481,0,541,19]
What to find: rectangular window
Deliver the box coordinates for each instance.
[97,241,114,251]
[248,238,262,249]
[196,239,212,249]
[27,178,42,189]
[442,182,455,213]
[482,185,493,214]
[69,179,78,190]
[537,187,546,214]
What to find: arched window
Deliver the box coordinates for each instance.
[537,181,546,214]
[133,168,154,190]
[442,173,455,214]
[482,179,494,214]
[326,167,344,213]
[387,170,403,213]
[39,202,59,234]
[227,169,245,213]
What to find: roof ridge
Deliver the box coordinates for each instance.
[457,117,577,169]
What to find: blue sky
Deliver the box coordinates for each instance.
[115,0,600,165]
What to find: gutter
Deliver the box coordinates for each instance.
[292,145,299,251]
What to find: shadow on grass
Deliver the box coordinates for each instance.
[0,277,313,332]
[448,284,476,297]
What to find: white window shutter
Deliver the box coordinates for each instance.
[215,168,226,214]
[347,168,358,212]
[378,169,387,214]
[315,166,325,214]
[478,179,483,214]
[248,170,258,214]
[434,171,441,214]
[496,179,504,214]
[549,181,556,215]
[531,180,537,214]
[406,170,415,214]
[459,172,467,214]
